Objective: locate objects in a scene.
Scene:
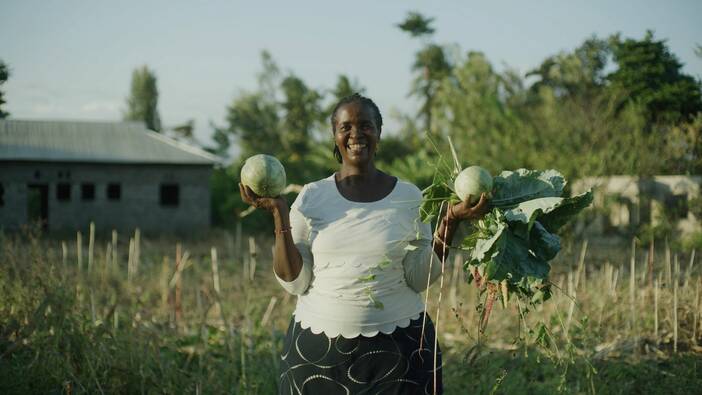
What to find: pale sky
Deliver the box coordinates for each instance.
[2,0,701,148]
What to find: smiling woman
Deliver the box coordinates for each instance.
[239,93,489,394]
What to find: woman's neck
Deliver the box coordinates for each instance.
[337,161,377,183]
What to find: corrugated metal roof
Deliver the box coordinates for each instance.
[0,119,220,165]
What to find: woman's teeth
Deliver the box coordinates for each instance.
[348,144,366,151]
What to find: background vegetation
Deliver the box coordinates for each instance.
[1,12,702,395]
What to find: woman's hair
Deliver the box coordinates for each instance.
[331,93,383,163]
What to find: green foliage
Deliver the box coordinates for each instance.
[205,122,231,158]
[0,60,10,119]
[226,91,281,159]
[608,31,702,125]
[396,11,435,38]
[397,12,452,132]
[124,65,161,132]
[431,32,702,182]
[432,51,527,173]
[280,75,322,160]
[211,30,702,235]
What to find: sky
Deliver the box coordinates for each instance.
[2,0,701,148]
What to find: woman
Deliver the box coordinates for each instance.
[240,93,488,394]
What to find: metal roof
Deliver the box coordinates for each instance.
[0,119,219,165]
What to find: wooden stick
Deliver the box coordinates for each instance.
[111,230,118,268]
[693,278,699,343]
[88,221,95,273]
[127,238,135,283]
[665,239,672,287]
[134,228,141,276]
[647,238,655,289]
[76,231,83,272]
[673,256,679,353]
[574,240,588,291]
[104,241,112,269]
[211,247,222,318]
[62,241,68,267]
[630,238,637,335]
[161,256,170,312]
[654,278,659,343]
[174,243,183,326]
[261,296,278,326]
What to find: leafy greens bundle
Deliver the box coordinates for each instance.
[420,155,593,331]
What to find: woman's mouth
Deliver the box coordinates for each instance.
[347,143,367,155]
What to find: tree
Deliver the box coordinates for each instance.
[607,31,702,125]
[324,75,365,123]
[526,37,610,101]
[206,121,231,158]
[124,65,161,131]
[226,91,280,158]
[280,75,322,158]
[396,11,435,38]
[0,60,10,119]
[171,119,194,139]
[397,12,452,133]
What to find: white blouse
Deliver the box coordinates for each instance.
[274,175,443,338]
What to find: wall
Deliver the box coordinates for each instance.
[0,162,212,234]
[572,175,701,237]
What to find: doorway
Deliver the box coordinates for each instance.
[28,184,48,229]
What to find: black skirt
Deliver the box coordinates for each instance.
[278,313,443,395]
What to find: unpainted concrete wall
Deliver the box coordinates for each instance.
[0,162,211,234]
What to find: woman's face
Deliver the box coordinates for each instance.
[334,102,380,166]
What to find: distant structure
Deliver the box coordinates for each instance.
[573,175,701,239]
[0,120,219,233]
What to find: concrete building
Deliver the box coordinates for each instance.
[572,175,701,238]
[0,120,219,234]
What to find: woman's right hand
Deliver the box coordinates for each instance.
[239,183,286,213]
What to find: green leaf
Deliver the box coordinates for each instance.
[503,190,593,234]
[539,190,594,233]
[529,222,561,261]
[484,230,551,283]
[491,169,566,208]
[364,287,384,309]
[358,274,376,282]
[377,257,392,269]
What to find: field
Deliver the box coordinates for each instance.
[1,226,701,394]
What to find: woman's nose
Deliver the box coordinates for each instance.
[349,125,362,136]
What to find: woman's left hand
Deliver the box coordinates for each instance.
[446,193,490,222]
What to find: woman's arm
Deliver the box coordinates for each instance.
[433,193,489,261]
[271,201,303,281]
[240,184,312,294]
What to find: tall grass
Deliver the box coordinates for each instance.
[1,227,701,394]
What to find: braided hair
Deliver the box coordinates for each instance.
[331,93,383,163]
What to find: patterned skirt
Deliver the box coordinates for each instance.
[278,313,443,395]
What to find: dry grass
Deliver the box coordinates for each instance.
[1,226,701,394]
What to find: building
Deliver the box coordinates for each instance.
[0,120,219,234]
[572,175,701,238]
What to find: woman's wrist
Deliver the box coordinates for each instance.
[272,201,290,231]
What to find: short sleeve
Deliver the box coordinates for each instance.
[274,186,314,295]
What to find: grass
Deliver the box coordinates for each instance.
[1,226,701,394]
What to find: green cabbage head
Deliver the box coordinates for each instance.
[240,154,287,197]
[454,165,493,204]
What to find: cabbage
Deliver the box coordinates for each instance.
[240,154,286,197]
[454,165,493,204]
